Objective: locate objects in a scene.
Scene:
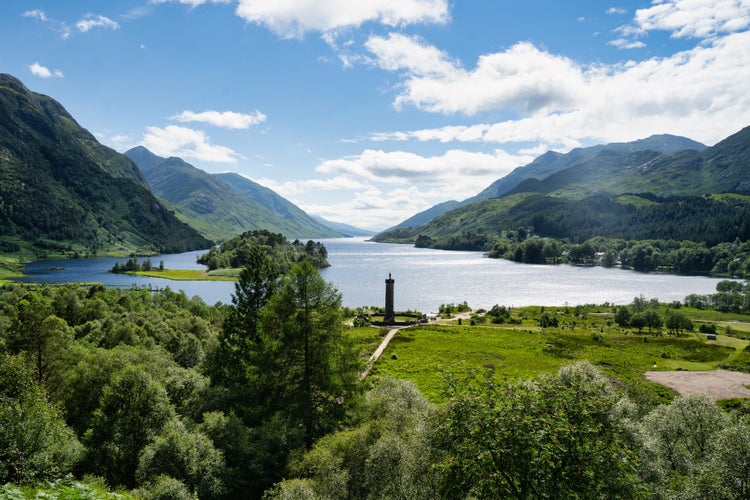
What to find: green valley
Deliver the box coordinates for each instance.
[125,147,341,242]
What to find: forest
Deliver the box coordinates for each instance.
[488,234,750,276]
[3,242,750,498]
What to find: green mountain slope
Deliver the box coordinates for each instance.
[373,126,749,249]
[125,148,340,241]
[0,74,210,256]
[507,126,750,199]
[467,134,707,203]
[382,134,707,234]
[215,172,340,238]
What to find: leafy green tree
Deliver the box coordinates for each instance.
[624,244,660,272]
[538,311,559,328]
[644,310,663,334]
[262,262,361,448]
[431,362,646,499]
[136,419,227,499]
[0,355,82,484]
[84,367,175,488]
[638,394,728,497]
[205,244,279,420]
[665,311,693,335]
[8,292,71,383]
[200,411,302,498]
[134,475,195,500]
[688,417,750,499]
[615,305,632,327]
[542,240,562,264]
[630,313,647,334]
[270,378,435,500]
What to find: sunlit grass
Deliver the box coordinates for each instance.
[132,269,235,281]
[368,305,750,403]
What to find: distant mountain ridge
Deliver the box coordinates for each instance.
[0,73,210,255]
[385,134,709,231]
[311,215,374,237]
[467,134,708,203]
[372,126,749,248]
[125,147,341,241]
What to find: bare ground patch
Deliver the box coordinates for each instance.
[645,369,750,401]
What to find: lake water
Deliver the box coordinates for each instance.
[15,238,729,313]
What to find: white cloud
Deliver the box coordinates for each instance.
[235,0,449,38]
[24,10,121,38]
[150,0,232,7]
[606,7,627,15]
[252,146,533,230]
[23,9,72,39]
[142,125,241,163]
[94,132,136,152]
[22,10,48,21]
[608,38,646,49]
[632,0,750,39]
[367,34,586,115]
[171,110,267,129]
[76,14,119,33]
[371,124,490,143]
[28,62,63,79]
[366,26,750,148]
[255,175,369,196]
[316,148,529,194]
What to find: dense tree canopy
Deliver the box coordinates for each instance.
[197,230,329,271]
[4,269,750,498]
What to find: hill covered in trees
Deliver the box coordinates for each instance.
[197,229,330,272]
[0,74,210,258]
[126,147,341,242]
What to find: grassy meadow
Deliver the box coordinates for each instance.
[365,304,750,404]
[133,269,238,281]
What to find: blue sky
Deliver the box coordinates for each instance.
[2,1,749,231]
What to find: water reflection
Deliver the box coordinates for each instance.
[16,238,730,312]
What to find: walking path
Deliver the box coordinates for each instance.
[358,311,474,381]
[359,327,401,380]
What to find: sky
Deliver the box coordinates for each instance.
[1,1,749,231]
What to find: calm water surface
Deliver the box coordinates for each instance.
[16,237,729,313]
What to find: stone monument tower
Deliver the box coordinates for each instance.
[384,273,395,324]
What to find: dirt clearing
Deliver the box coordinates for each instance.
[645,369,750,401]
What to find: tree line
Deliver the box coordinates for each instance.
[488,234,750,277]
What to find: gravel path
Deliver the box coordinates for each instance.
[645,369,750,400]
[359,327,401,380]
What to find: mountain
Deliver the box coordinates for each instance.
[0,74,210,256]
[126,148,340,241]
[466,134,707,203]
[505,127,750,199]
[372,126,749,248]
[382,134,707,233]
[310,215,374,237]
[214,172,339,238]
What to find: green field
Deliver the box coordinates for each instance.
[367,306,750,403]
[132,269,237,281]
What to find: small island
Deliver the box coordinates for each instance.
[110,230,330,281]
